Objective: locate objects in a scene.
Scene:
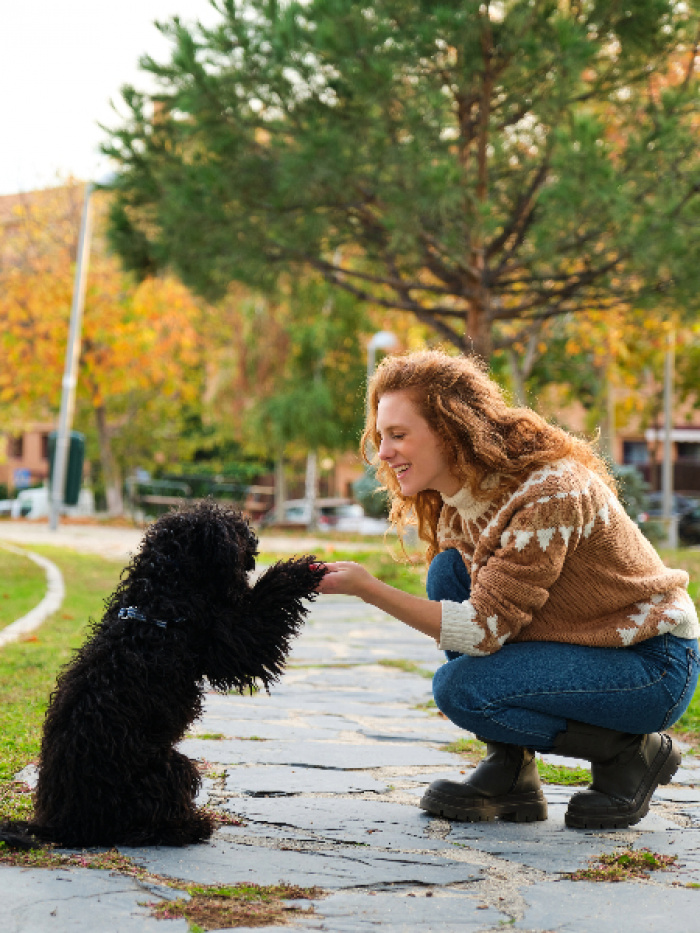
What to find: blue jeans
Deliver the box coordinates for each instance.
[427,549,700,752]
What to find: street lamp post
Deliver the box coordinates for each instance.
[662,329,677,548]
[49,174,114,531]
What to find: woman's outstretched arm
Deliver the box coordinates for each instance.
[317,561,442,641]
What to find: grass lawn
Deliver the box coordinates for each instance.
[0,547,46,632]
[659,549,700,742]
[0,546,120,818]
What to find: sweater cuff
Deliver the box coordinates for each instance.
[439,600,490,657]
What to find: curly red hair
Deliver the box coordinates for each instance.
[363,350,616,564]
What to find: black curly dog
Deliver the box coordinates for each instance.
[0,500,324,849]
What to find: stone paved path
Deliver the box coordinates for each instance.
[4,587,700,931]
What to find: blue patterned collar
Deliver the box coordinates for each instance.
[118,606,172,630]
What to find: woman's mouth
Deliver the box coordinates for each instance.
[394,464,411,479]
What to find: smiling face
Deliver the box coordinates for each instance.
[376,391,461,498]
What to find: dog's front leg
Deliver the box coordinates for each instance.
[241,557,327,677]
[250,556,326,619]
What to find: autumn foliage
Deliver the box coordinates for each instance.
[0,183,203,509]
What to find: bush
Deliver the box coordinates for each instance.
[352,466,390,518]
[612,464,649,520]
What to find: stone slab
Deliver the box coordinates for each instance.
[180,738,458,769]
[224,765,389,796]
[121,837,482,890]
[189,721,345,742]
[0,866,186,932]
[283,890,505,932]
[446,803,684,874]
[515,879,700,932]
[358,723,464,743]
[226,797,465,854]
[654,785,700,802]
[669,765,700,786]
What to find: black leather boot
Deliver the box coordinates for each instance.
[551,721,681,829]
[419,742,548,822]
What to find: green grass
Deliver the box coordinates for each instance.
[378,658,435,679]
[148,881,323,930]
[441,737,592,784]
[537,761,591,786]
[0,547,119,817]
[663,548,700,604]
[570,847,677,882]
[440,737,485,761]
[0,548,46,631]
[659,548,700,741]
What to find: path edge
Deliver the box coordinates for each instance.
[0,542,65,648]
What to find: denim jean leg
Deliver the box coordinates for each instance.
[426,549,471,662]
[426,548,472,602]
[431,635,700,752]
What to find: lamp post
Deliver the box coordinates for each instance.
[366,331,398,414]
[662,329,677,548]
[49,174,114,531]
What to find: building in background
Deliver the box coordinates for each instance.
[0,424,52,494]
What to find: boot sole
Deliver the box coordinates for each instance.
[565,734,682,830]
[420,789,548,823]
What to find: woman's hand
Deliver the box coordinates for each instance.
[314,560,442,641]
[315,561,376,599]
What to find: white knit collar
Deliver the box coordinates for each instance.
[442,478,498,524]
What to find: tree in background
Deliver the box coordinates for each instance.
[513,307,699,478]
[207,275,373,521]
[0,184,204,513]
[103,0,700,362]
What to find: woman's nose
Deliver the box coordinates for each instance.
[378,438,393,460]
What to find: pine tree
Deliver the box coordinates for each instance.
[103,0,700,359]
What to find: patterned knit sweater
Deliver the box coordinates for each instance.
[437,458,699,656]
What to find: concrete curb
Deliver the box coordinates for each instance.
[0,542,65,648]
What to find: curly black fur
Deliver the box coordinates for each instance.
[0,500,325,849]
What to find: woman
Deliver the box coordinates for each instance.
[318,349,700,829]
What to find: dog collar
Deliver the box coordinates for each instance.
[118,606,169,630]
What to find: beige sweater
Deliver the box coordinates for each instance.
[437,458,699,656]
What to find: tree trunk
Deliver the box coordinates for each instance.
[274,456,287,522]
[506,334,539,406]
[507,349,528,407]
[94,404,124,516]
[604,362,617,464]
[467,294,493,361]
[304,450,318,531]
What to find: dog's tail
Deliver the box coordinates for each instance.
[0,821,51,850]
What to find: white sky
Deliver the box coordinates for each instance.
[0,1,221,195]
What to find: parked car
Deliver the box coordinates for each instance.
[0,486,95,520]
[8,486,50,519]
[261,498,388,534]
[679,506,700,547]
[326,503,388,535]
[636,492,700,547]
[637,492,698,523]
[0,496,31,518]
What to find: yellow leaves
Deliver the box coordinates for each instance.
[0,183,205,422]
